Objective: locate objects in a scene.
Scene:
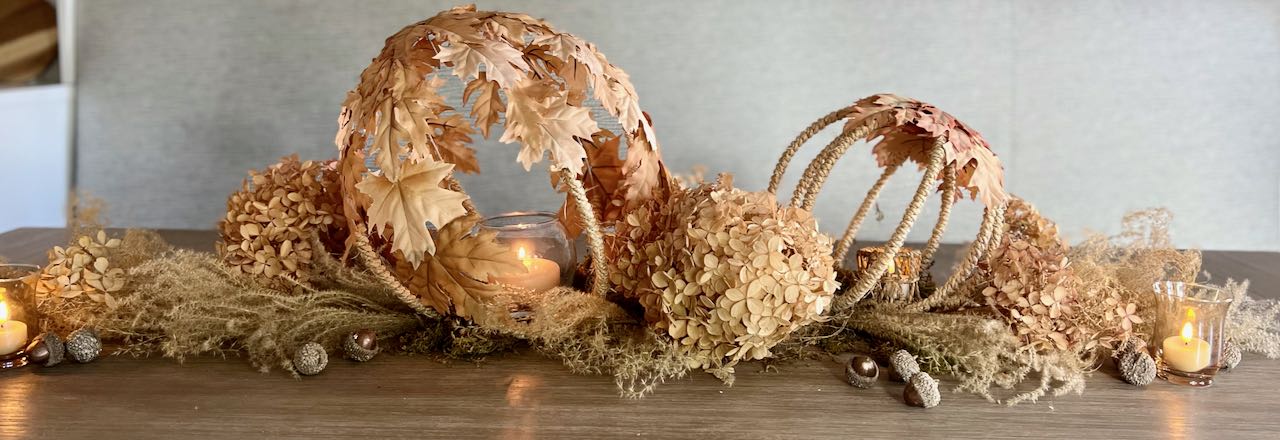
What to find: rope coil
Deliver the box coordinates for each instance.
[770,101,1005,313]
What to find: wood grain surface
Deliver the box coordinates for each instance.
[1,228,1278,439]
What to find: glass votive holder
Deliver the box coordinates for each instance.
[0,264,41,369]
[855,246,922,302]
[1151,281,1232,387]
[479,212,575,293]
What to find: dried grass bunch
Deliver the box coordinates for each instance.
[1222,279,1280,358]
[102,249,421,375]
[1068,208,1201,350]
[217,154,345,288]
[612,175,838,379]
[33,228,168,334]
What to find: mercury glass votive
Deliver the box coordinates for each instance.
[855,246,922,302]
[479,212,575,292]
[1151,281,1232,387]
[0,264,40,369]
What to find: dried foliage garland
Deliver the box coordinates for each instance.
[10,6,1278,405]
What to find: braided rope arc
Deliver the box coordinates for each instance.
[831,162,901,263]
[833,137,948,312]
[919,163,956,268]
[903,201,1006,313]
[794,112,894,210]
[350,230,442,319]
[560,169,610,297]
[766,105,861,195]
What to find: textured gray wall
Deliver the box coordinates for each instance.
[75,0,1280,250]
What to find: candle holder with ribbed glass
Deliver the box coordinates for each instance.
[1151,281,1232,387]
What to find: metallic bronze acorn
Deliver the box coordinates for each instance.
[845,355,879,388]
[27,342,49,364]
[26,332,65,366]
[343,329,380,362]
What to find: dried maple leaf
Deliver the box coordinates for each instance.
[434,38,530,89]
[462,73,504,139]
[356,158,469,267]
[500,78,598,176]
[398,215,524,320]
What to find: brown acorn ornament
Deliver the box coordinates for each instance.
[845,355,879,388]
[25,332,65,367]
[343,329,380,362]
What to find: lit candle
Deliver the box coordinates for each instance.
[490,245,561,292]
[1162,309,1212,372]
[0,296,28,356]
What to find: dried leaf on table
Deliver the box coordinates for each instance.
[357,158,470,267]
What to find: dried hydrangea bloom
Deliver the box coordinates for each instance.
[34,230,126,307]
[612,175,838,371]
[218,155,344,288]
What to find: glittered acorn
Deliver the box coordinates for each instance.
[343,329,380,362]
[65,328,102,363]
[293,342,328,376]
[904,372,941,408]
[25,332,65,367]
[845,355,879,388]
[1118,350,1156,386]
[889,349,920,382]
[1222,341,1242,370]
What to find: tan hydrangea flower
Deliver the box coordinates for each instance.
[34,230,126,308]
[611,175,838,372]
[218,155,345,288]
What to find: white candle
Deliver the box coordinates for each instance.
[489,245,561,292]
[0,299,28,356]
[1163,321,1211,372]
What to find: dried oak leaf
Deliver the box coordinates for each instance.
[427,112,479,174]
[402,215,524,320]
[555,129,625,237]
[620,115,666,204]
[357,158,469,267]
[434,37,530,89]
[462,73,504,139]
[501,78,599,177]
[844,94,1007,208]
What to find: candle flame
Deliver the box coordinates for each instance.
[0,300,7,322]
[516,246,533,271]
[1180,321,1193,343]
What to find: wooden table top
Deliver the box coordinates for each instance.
[1,227,1278,439]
